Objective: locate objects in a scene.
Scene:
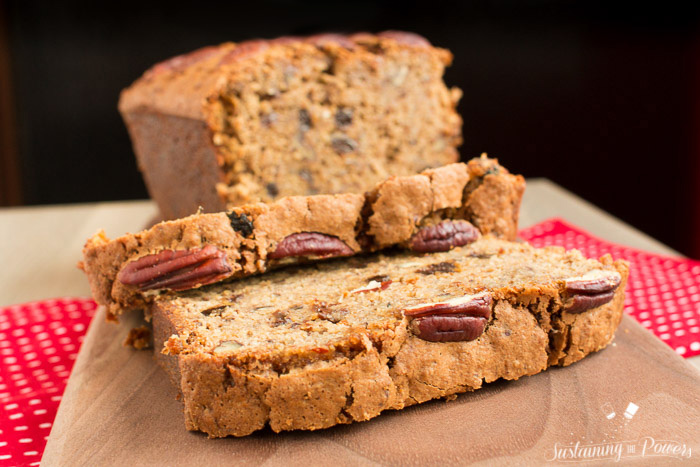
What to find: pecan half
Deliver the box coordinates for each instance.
[413,315,487,343]
[563,270,621,314]
[566,292,616,314]
[117,245,232,291]
[268,232,354,260]
[410,220,480,253]
[405,293,493,342]
[565,270,622,295]
[404,293,492,319]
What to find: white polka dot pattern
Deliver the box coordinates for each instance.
[0,298,96,466]
[520,218,700,360]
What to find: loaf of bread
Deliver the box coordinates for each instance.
[153,237,628,437]
[82,157,524,320]
[119,31,463,220]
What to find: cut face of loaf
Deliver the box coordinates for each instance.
[119,31,463,220]
[153,238,629,437]
[82,157,524,319]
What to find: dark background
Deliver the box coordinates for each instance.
[1,1,699,256]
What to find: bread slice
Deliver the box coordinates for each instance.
[119,31,463,220]
[82,157,524,319]
[152,237,628,437]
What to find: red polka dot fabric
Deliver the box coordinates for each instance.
[0,298,96,466]
[1,219,698,465]
[520,218,700,359]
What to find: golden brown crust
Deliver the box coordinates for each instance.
[252,194,364,248]
[366,174,433,246]
[423,163,471,211]
[461,155,526,241]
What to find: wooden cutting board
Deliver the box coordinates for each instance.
[42,308,700,466]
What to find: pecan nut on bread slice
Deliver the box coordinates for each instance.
[118,31,463,220]
[153,238,628,437]
[81,156,524,320]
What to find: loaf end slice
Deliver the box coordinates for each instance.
[82,157,523,320]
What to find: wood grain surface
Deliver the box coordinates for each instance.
[41,310,700,466]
